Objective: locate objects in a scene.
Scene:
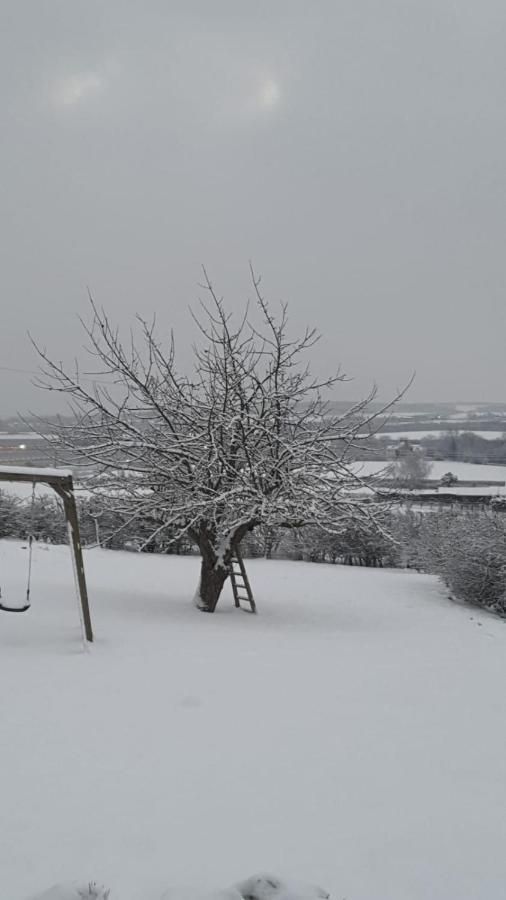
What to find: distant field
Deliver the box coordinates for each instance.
[352,460,506,494]
[2,452,506,500]
[373,430,506,441]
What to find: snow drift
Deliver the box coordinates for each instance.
[29,874,329,900]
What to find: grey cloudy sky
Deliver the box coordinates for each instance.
[1,0,505,413]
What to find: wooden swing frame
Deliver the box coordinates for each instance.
[0,466,93,642]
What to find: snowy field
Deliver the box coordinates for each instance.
[353,459,506,491]
[1,542,506,899]
[372,430,506,441]
[353,459,506,481]
[0,481,89,501]
[2,461,506,504]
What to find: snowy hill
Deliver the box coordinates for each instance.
[1,542,506,899]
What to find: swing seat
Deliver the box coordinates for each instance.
[0,525,33,614]
[0,601,30,613]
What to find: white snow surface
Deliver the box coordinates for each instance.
[370,430,506,441]
[353,459,506,489]
[28,884,110,900]
[0,464,72,477]
[159,874,328,900]
[0,432,53,440]
[232,874,329,900]
[0,481,88,501]
[28,873,327,900]
[1,542,506,899]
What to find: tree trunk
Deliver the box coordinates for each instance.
[263,526,276,559]
[193,554,229,613]
[191,522,256,613]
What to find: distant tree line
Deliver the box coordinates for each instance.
[352,431,506,465]
[0,490,399,567]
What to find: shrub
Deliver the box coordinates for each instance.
[415,509,506,616]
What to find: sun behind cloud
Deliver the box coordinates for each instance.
[51,71,104,109]
[258,78,281,110]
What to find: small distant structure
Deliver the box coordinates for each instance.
[389,438,423,460]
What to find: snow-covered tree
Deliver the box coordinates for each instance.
[34,270,399,612]
[392,445,431,489]
[160,873,329,900]
[29,872,329,900]
[440,471,458,487]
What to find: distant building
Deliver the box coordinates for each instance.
[388,438,423,460]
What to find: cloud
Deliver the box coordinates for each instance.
[50,71,104,109]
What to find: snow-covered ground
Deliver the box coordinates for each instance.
[28,873,329,900]
[371,430,506,441]
[0,481,89,501]
[353,459,506,491]
[1,542,506,899]
[0,433,54,441]
[352,459,506,481]
[1,460,506,503]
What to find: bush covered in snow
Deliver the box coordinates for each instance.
[0,489,399,568]
[391,446,432,488]
[28,884,110,900]
[232,873,329,900]
[413,508,506,616]
[0,491,195,554]
[0,490,67,544]
[28,873,329,900]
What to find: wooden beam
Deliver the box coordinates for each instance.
[0,470,73,489]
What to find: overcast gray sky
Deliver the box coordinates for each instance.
[1,0,505,413]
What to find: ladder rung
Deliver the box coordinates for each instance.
[231,553,256,612]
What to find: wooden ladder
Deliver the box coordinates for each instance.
[230,549,257,613]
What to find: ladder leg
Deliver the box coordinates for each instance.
[231,550,257,613]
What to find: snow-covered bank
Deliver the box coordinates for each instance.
[29,873,329,900]
[1,542,505,899]
[30,873,329,900]
[28,885,110,900]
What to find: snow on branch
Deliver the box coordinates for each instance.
[32,270,406,565]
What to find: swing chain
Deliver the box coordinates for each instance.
[25,481,37,605]
[0,481,36,612]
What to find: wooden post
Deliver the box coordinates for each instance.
[52,475,94,644]
[0,466,94,643]
[61,482,93,643]
[230,547,257,613]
